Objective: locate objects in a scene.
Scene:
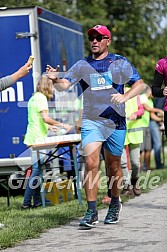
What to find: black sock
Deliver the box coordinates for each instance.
[88,201,97,212]
[110,196,119,206]
[108,189,112,198]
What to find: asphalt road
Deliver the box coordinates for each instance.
[1,183,167,252]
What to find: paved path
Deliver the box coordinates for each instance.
[2,183,167,252]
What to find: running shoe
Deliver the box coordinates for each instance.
[79,209,98,228]
[104,203,122,224]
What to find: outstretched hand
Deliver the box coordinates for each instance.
[18,63,32,77]
[11,63,32,83]
[46,64,60,82]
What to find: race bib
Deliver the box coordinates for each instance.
[90,72,112,90]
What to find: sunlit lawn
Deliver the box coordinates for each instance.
[0,157,167,250]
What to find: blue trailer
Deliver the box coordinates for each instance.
[0,6,84,160]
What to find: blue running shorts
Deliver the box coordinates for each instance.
[81,119,126,156]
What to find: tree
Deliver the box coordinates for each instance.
[103,0,167,83]
[2,0,167,83]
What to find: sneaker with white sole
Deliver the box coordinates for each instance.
[79,209,98,228]
[104,203,122,224]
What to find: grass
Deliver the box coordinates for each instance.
[0,161,167,249]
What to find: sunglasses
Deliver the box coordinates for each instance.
[88,35,109,42]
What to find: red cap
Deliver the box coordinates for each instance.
[87,25,111,38]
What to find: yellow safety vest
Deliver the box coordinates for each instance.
[124,88,144,145]
[140,93,153,127]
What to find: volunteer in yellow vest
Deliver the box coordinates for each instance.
[121,86,144,196]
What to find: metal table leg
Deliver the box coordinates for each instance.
[37,150,46,208]
[71,145,82,205]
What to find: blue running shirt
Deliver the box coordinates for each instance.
[64,53,141,130]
